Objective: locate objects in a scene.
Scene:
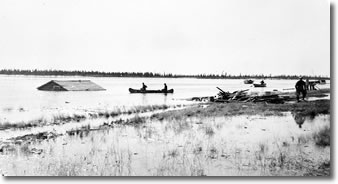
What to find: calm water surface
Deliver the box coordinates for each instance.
[0,75,330,122]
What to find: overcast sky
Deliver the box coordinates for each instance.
[0,0,330,76]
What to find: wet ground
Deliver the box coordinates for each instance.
[0,111,330,176]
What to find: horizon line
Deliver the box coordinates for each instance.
[0,68,330,79]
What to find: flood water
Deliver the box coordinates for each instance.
[0,75,330,123]
[0,113,330,176]
[0,75,331,176]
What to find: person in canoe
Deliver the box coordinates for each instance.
[260,80,265,85]
[162,83,168,92]
[295,77,307,102]
[141,83,147,91]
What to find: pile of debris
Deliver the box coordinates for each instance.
[213,87,286,104]
[214,87,249,102]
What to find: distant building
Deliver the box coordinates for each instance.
[37,80,106,91]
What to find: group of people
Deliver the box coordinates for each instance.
[140,77,312,103]
[295,77,317,102]
[141,82,168,92]
[305,78,317,91]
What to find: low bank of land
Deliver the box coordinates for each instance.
[0,89,330,176]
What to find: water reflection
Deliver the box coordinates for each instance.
[292,112,306,128]
[142,94,148,105]
[163,94,168,104]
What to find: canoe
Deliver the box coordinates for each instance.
[253,83,267,87]
[244,79,254,84]
[311,80,326,84]
[129,88,174,93]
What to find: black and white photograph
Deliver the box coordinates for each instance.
[0,0,331,176]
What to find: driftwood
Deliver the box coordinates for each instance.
[216,87,249,101]
[215,87,285,104]
[231,89,249,100]
[216,87,227,94]
[190,86,302,104]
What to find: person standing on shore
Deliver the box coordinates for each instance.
[295,77,307,102]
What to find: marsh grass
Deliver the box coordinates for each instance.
[164,119,191,135]
[124,115,147,125]
[0,104,173,130]
[2,95,329,131]
[151,100,330,121]
[1,114,330,176]
[70,141,132,176]
[168,149,179,158]
[313,126,330,147]
[19,144,30,155]
[203,126,215,137]
[67,124,91,138]
[0,117,47,130]
[0,93,330,176]
[52,114,87,124]
[297,135,310,145]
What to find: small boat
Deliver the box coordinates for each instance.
[244,79,254,84]
[315,79,326,84]
[253,83,267,87]
[129,88,174,94]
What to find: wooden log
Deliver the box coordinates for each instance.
[216,87,227,94]
[231,89,249,100]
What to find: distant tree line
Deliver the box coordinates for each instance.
[0,69,330,80]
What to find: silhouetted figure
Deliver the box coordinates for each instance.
[260,80,265,85]
[309,82,317,90]
[305,78,309,90]
[295,77,307,102]
[141,83,147,91]
[163,83,168,92]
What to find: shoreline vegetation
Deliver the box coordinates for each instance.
[0,89,331,176]
[0,69,330,80]
[0,104,173,131]
[0,100,330,176]
[0,89,329,131]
